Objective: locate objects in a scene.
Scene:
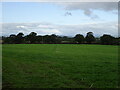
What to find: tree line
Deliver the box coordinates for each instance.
[2,32,120,45]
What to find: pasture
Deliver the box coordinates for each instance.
[2,44,118,88]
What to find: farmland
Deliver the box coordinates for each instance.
[2,44,118,88]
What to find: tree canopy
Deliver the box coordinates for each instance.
[2,32,120,45]
[85,32,95,44]
[74,34,84,44]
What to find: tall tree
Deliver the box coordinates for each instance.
[50,34,57,43]
[26,32,37,43]
[85,32,95,44]
[15,32,24,44]
[9,34,16,44]
[74,34,84,44]
[3,34,16,44]
[100,34,115,45]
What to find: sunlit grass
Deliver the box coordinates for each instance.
[2,44,118,88]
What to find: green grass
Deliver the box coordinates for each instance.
[2,44,119,88]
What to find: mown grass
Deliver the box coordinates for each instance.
[2,44,118,88]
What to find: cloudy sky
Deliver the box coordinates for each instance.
[1,2,118,37]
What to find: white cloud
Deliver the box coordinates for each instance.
[37,24,54,29]
[40,29,62,35]
[1,22,118,37]
[16,25,26,28]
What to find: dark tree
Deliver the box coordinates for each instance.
[113,38,120,45]
[2,35,15,44]
[50,34,57,43]
[100,34,115,45]
[42,34,58,44]
[85,32,95,44]
[15,32,24,44]
[43,35,50,44]
[9,34,16,44]
[25,32,37,43]
[74,34,84,44]
[2,31,120,45]
[36,35,42,44]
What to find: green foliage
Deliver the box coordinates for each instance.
[100,34,118,45]
[3,44,118,88]
[15,33,24,44]
[85,32,95,44]
[2,32,119,45]
[74,34,84,43]
[25,32,37,43]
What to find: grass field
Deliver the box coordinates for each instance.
[2,44,118,88]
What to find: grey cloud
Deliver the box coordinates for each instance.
[2,22,118,37]
[83,9,99,19]
[62,2,118,11]
[64,12,72,16]
[59,2,118,18]
[84,9,92,16]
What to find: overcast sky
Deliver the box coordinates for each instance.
[1,2,118,37]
